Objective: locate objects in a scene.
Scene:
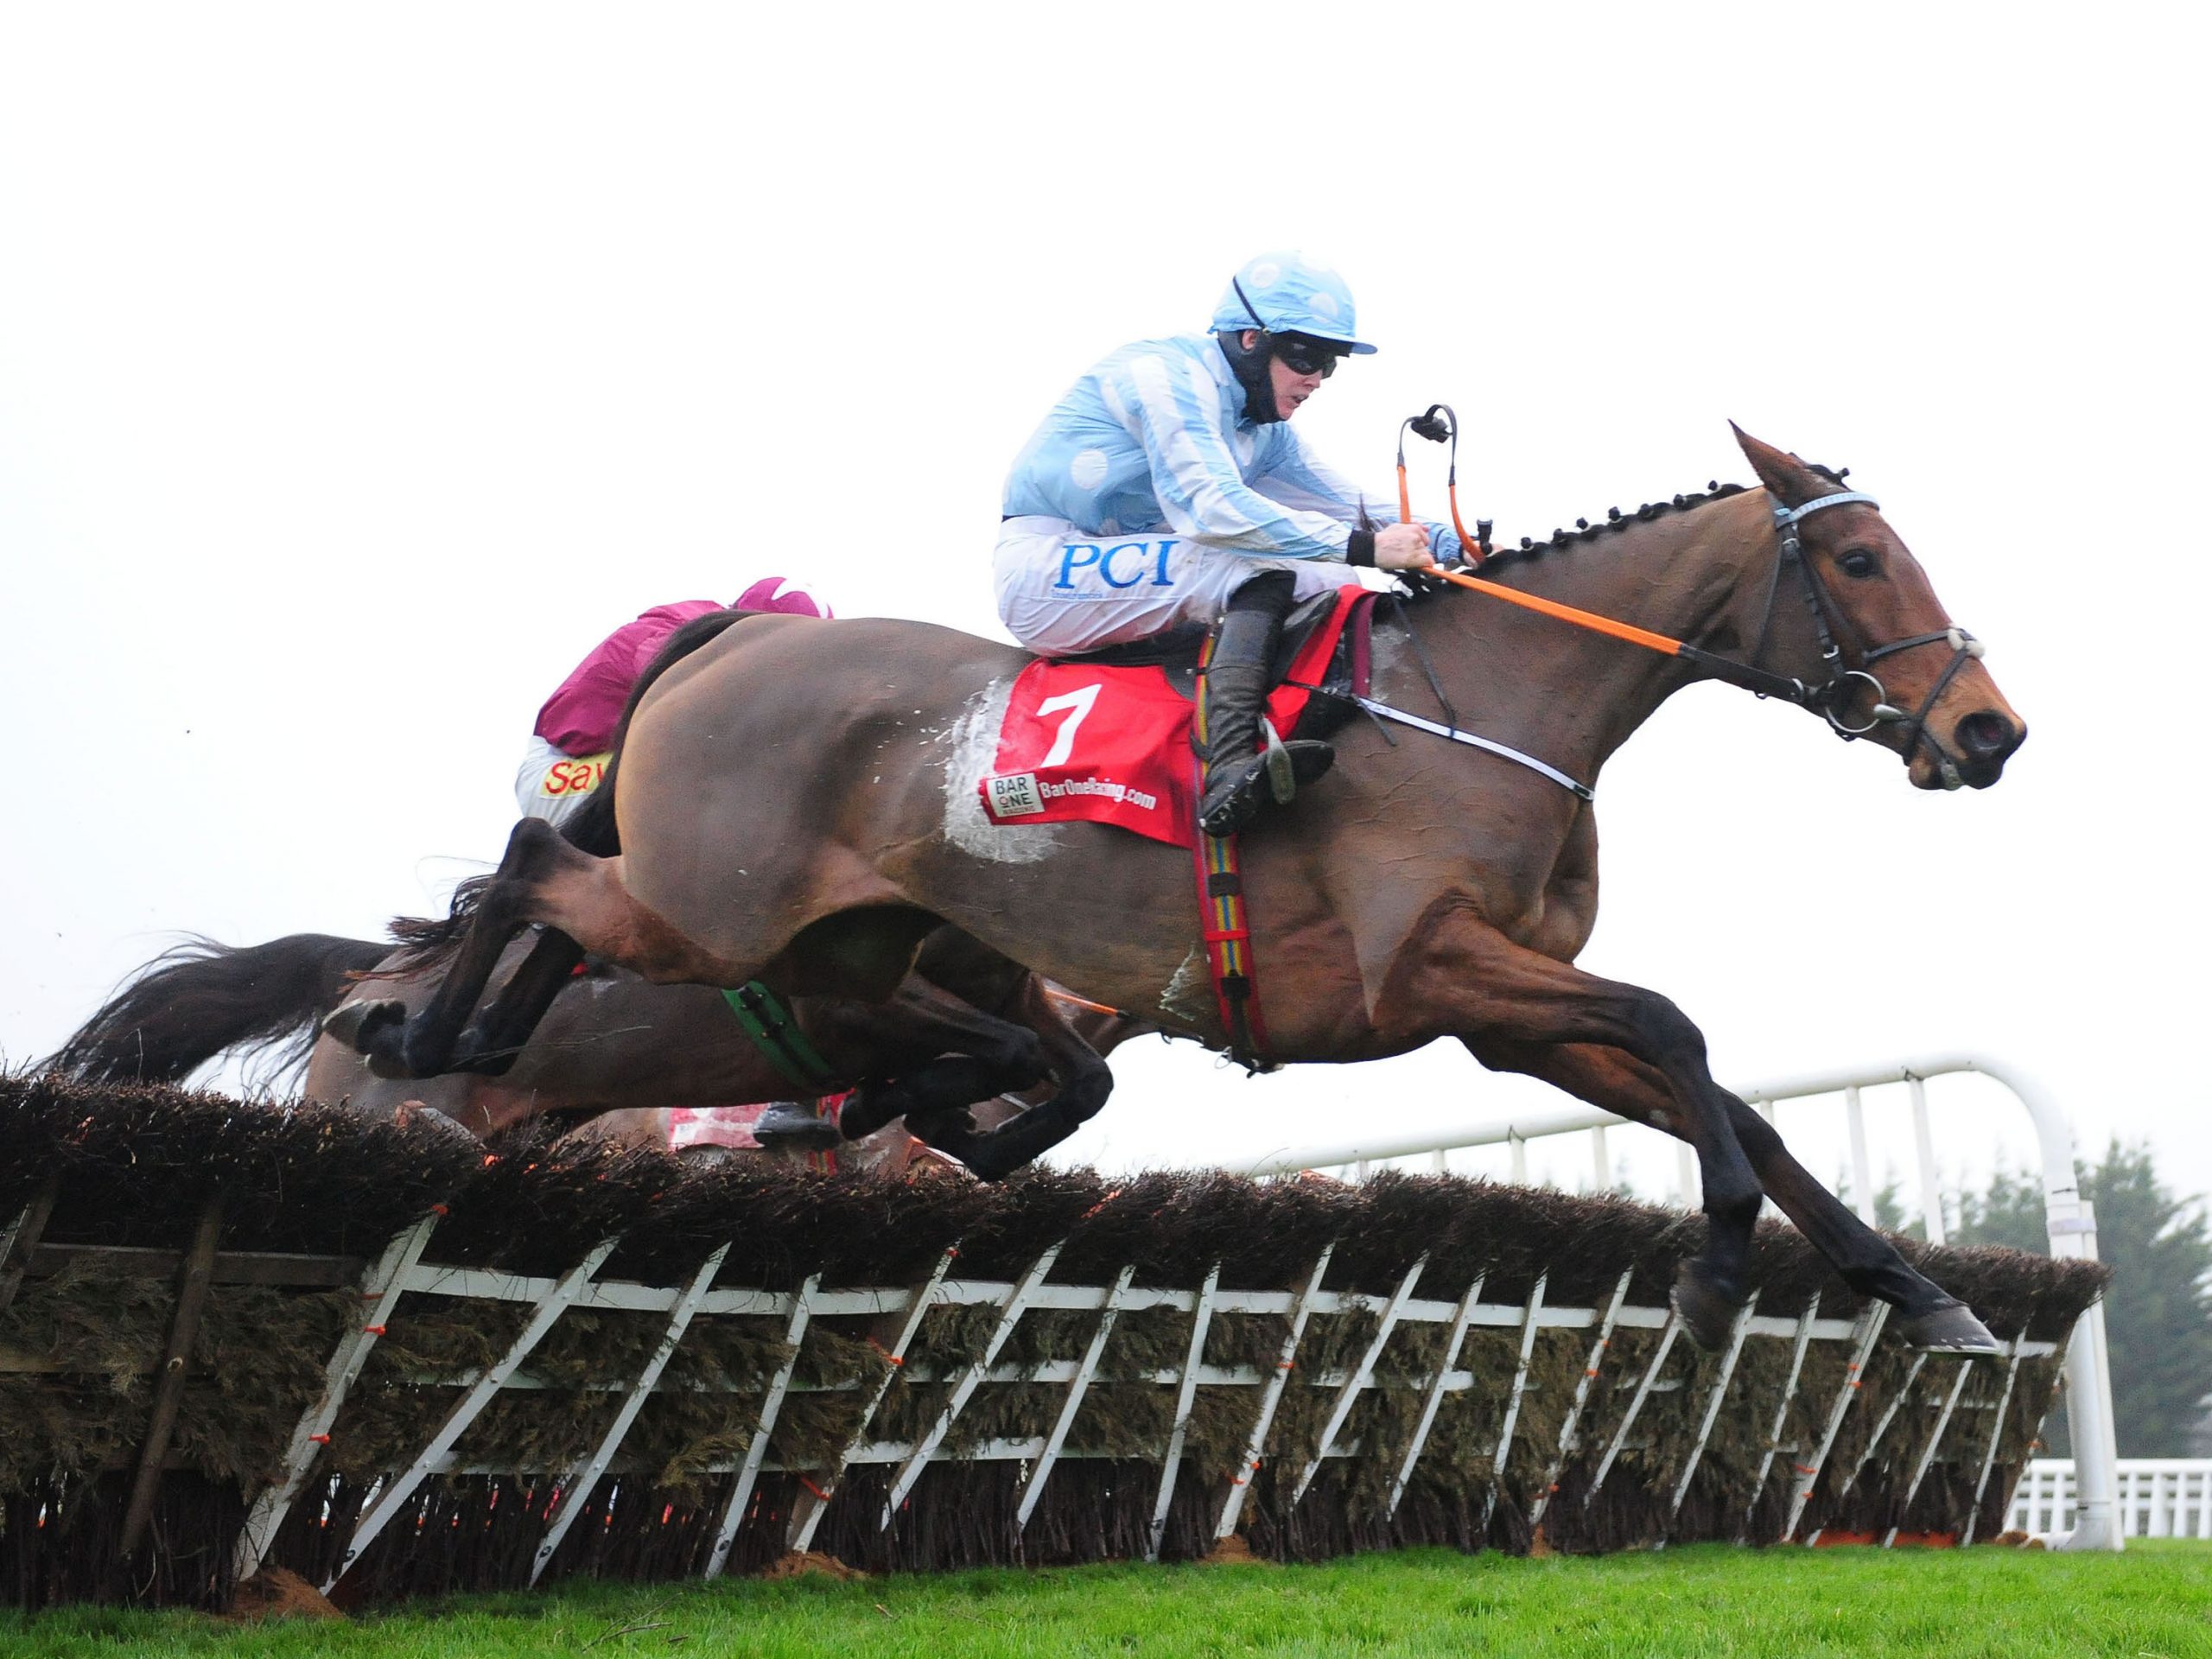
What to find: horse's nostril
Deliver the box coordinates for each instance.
[1956,711,2017,758]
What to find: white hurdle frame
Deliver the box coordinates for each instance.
[1243,1052,2122,1552]
[324,1235,618,1593]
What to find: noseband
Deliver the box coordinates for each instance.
[1770,491,1986,791]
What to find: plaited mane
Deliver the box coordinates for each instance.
[1477,462,1852,570]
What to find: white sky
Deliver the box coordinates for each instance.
[2,5,2204,1210]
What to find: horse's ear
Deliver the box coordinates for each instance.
[1729,423,1823,508]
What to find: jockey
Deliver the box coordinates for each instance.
[514,575,837,1150]
[997,251,1454,836]
[516,576,834,829]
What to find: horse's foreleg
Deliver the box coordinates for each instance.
[1464,1038,2001,1353]
[1391,907,1761,1349]
[913,976,1116,1180]
[834,977,1052,1143]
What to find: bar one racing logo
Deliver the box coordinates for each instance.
[537,752,610,798]
[988,771,1157,817]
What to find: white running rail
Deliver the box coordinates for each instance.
[1243,1053,2124,1553]
[2010,1459,2211,1541]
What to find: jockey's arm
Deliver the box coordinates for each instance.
[1255,427,1464,566]
[1111,350,1359,560]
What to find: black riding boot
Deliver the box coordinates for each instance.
[1197,574,1335,837]
[750,1099,842,1150]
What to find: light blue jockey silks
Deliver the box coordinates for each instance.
[1001,331,1459,563]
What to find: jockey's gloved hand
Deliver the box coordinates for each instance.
[1371,523,1435,570]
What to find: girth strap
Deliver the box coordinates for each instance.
[1190,795,1273,1071]
[720,980,838,1092]
[1189,626,1274,1071]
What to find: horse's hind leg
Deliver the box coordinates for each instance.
[834,977,1052,1142]
[900,976,1115,1179]
[446,928,587,1076]
[332,817,710,1080]
[327,821,559,1077]
[1463,1037,2000,1354]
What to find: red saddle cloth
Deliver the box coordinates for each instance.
[980,587,1370,849]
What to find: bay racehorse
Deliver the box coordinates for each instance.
[333,429,2025,1353]
[51,928,1129,1174]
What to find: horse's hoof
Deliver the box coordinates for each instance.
[750,1102,843,1151]
[322,998,401,1052]
[322,999,413,1076]
[1669,1261,1743,1351]
[1897,1299,2004,1357]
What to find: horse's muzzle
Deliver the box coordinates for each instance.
[1918,709,2024,791]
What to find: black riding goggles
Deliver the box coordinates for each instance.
[1269,333,1345,378]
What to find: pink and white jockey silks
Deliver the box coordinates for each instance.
[515,580,833,825]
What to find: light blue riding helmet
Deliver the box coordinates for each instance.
[1209,251,1378,354]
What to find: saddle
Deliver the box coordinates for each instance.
[978,587,1377,848]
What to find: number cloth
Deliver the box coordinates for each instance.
[979,586,1366,848]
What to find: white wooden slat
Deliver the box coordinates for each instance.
[1478,1274,1547,1535]
[1818,1350,1929,1525]
[1582,1309,1681,1509]
[1664,1293,1759,1532]
[1527,1270,1632,1530]
[1144,1262,1220,1563]
[1290,1255,1427,1507]
[702,1273,822,1580]
[880,1245,1062,1529]
[530,1243,728,1586]
[1384,1273,1485,1522]
[1960,1339,2023,1546]
[1018,1263,1138,1533]
[1783,1302,1890,1541]
[1738,1305,1818,1540]
[787,1243,959,1554]
[1879,1357,1974,1548]
[1215,1246,1335,1541]
[235,1211,440,1580]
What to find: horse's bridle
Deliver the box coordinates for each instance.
[1372,484,1994,798]
[1766,490,1986,791]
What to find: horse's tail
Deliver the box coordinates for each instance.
[43,933,393,1086]
[386,607,759,972]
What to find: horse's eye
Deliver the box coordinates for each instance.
[1837,549,1880,579]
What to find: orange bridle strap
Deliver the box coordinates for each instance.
[1413,563,1688,657]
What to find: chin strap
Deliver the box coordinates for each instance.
[1216,330,1285,425]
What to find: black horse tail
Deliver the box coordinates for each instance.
[44,933,393,1086]
[385,607,759,971]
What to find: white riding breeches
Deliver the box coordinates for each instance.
[993,516,1365,657]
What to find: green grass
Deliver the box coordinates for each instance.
[4,1543,2207,1657]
